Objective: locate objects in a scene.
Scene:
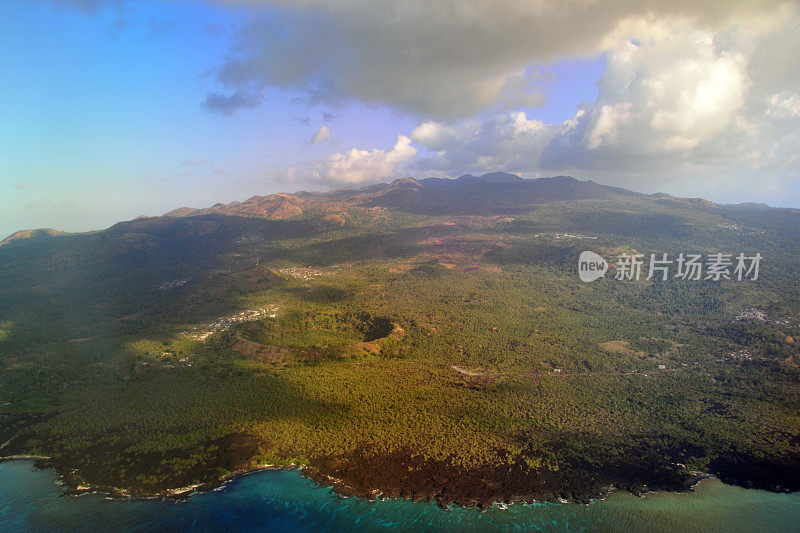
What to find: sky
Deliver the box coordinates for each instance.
[1,0,799,237]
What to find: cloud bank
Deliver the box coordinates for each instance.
[50,0,800,201]
[205,0,787,120]
[205,0,797,197]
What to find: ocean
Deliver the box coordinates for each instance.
[2,460,799,532]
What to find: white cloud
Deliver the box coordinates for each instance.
[546,23,750,164]
[204,0,786,119]
[311,135,417,184]
[410,112,553,173]
[546,10,800,179]
[406,7,800,200]
[310,124,332,143]
[767,92,800,118]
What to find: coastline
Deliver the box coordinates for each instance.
[0,453,715,509]
[4,438,798,509]
[303,448,712,509]
[4,459,800,533]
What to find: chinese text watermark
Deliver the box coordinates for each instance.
[579,252,762,282]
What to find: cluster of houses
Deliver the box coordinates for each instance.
[716,223,764,235]
[725,349,754,361]
[159,277,191,290]
[532,233,597,241]
[278,264,349,281]
[235,233,263,245]
[735,308,768,322]
[735,308,798,329]
[190,305,280,341]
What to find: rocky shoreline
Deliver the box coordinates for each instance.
[2,453,708,508]
[304,447,711,509]
[4,432,799,508]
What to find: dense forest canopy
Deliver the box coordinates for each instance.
[1,174,798,504]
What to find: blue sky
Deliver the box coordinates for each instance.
[1,0,798,237]
[1,1,422,235]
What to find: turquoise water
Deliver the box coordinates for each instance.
[2,460,800,532]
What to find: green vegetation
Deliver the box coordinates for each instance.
[0,177,798,500]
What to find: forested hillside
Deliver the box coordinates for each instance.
[1,174,798,505]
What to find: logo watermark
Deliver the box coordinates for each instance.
[578,252,762,282]
[578,251,608,282]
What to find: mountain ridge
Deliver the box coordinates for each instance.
[2,173,792,245]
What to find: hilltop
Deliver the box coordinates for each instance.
[0,228,70,247]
